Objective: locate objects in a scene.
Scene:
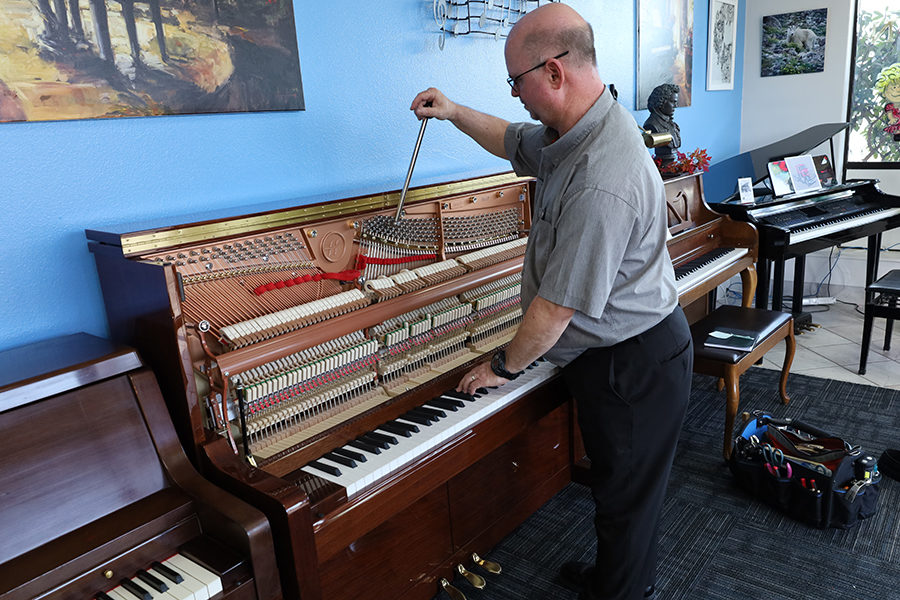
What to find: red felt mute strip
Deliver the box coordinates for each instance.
[253,270,361,296]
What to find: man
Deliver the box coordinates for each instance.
[410,4,692,600]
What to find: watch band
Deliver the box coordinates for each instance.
[491,349,524,380]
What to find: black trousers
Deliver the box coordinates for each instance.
[562,306,693,600]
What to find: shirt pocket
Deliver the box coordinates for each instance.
[525,215,556,283]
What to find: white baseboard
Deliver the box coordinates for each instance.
[790,246,900,293]
[716,245,900,306]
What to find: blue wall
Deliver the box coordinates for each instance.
[0,0,744,352]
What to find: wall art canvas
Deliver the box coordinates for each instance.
[846,0,900,166]
[707,0,737,90]
[0,0,304,123]
[760,8,827,78]
[637,0,693,110]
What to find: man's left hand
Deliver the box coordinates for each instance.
[456,361,508,395]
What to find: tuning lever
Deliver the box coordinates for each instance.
[440,577,467,600]
[472,552,502,574]
[456,564,486,589]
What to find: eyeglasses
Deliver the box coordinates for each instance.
[506,51,569,91]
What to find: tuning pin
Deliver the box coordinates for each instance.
[457,564,486,589]
[472,552,502,574]
[440,577,466,600]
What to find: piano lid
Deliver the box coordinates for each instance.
[0,333,142,413]
[701,122,850,205]
[747,122,849,181]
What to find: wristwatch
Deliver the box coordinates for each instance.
[490,349,524,380]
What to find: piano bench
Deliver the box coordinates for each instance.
[690,306,796,460]
[859,269,900,375]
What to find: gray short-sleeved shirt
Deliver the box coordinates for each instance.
[504,88,678,366]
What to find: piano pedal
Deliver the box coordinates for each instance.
[792,312,816,334]
[457,564,487,589]
[472,552,502,574]
[440,577,467,600]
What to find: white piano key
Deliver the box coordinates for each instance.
[788,207,900,244]
[156,562,207,600]
[104,587,134,600]
[300,362,557,499]
[675,248,748,296]
[148,566,197,600]
[127,576,181,600]
[164,555,221,599]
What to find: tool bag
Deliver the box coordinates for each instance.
[729,411,880,529]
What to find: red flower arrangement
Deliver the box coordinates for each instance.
[654,148,711,177]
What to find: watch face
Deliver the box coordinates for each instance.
[491,352,502,371]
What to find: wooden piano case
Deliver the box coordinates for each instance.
[0,333,281,600]
[86,173,573,600]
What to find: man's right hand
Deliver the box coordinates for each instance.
[411,88,456,121]
[409,87,510,159]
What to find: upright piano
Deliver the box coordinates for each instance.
[85,171,756,600]
[703,123,900,325]
[0,333,281,600]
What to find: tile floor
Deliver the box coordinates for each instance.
[738,286,900,390]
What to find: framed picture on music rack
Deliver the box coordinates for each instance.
[0,0,304,123]
[846,0,900,167]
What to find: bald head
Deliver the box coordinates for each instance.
[507,2,596,68]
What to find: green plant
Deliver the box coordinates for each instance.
[848,5,900,163]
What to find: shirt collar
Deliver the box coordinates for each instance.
[539,87,614,167]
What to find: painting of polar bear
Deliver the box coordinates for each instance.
[761,8,827,77]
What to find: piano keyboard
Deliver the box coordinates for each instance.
[674,247,748,295]
[96,553,222,600]
[788,207,900,244]
[299,359,558,498]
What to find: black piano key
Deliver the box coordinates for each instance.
[95,593,115,600]
[416,405,446,419]
[401,411,435,426]
[150,561,183,584]
[476,387,489,395]
[323,452,357,468]
[426,397,463,410]
[119,578,152,600]
[136,569,168,593]
[348,438,382,454]
[364,431,397,446]
[333,446,367,462]
[380,421,418,436]
[307,459,341,477]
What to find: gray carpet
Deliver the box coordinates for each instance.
[433,369,900,600]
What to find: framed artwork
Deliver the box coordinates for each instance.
[760,8,827,78]
[637,0,694,110]
[707,0,737,91]
[846,0,900,167]
[0,0,304,123]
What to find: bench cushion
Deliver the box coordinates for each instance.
[869,269,900,296]
[691,306,792,364]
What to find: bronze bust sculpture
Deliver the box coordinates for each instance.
[643,84,681,164]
